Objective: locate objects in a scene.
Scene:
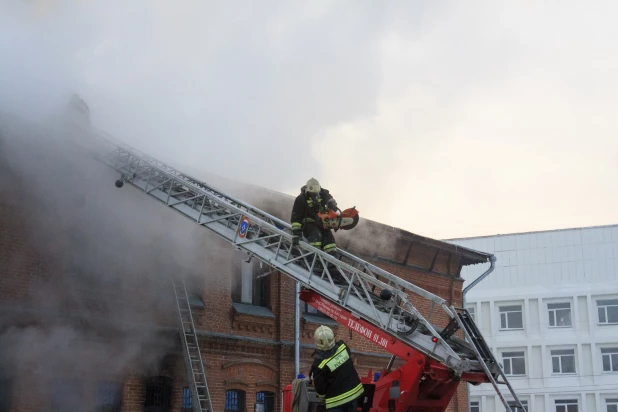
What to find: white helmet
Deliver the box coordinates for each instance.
[314,325,335,350]
[306,178,321,194]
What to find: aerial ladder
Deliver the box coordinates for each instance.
[88,131,525,412]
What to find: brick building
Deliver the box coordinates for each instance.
[0,117,491,412]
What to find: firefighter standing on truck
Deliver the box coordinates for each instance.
[310,326,364,412]
[290,178,338,255]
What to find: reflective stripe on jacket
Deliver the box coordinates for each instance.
[311,341,364,409]
[290,187,334,231]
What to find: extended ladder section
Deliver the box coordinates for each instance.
[172,277,213,412]
[90,132,523,409]
[452,308,526,412]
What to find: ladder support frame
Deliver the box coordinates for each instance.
[88,132,524,405]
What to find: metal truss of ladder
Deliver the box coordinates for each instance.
[91,132,500,380]
[452,308,526,412]
[172,277,212,412]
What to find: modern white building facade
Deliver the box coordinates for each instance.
[446,225,618,412]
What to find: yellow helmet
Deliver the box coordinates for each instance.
[314,325,335,350]
[306,178,321,194]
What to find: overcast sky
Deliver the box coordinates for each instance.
[1,0,617,240]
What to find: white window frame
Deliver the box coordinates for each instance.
[501,350,526,376]
[466,306,476,323]
[240,260,254,304]
[597,299,618,325]
[601,347,618,373]
[507,400,528,412]
[469,400,480,412]
[551,349,577,375]
[606,398,618,412]
[548,302,573,328]
[555,398,579,412]
[499,304,524,330]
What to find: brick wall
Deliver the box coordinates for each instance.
[0,131,480,412]
[0,197,474,412]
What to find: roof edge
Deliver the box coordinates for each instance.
[444,223,618,242]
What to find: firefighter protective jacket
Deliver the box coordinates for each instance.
[290,187,334,234]
[310,341,364,409]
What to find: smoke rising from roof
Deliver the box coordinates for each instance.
[0,112,239,407]
[4,1,617,241]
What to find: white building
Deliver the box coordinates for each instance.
[446,224,618,412]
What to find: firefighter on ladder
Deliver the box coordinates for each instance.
[290,178,338,254]
[310,326,364,412]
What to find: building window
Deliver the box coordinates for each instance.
[225,390,246,412]
[507,400,528,412]
[499,305,523,330]
[181,387,192,412]
[470,400,480,412]
[305,302,328,317]
[602,348,618,372]
[548,302,572,327]
[232,258,270,307]
[51,379,83,411]
[0,372,12,412]
[467,306,476,322]
[551,349,576,374]
[502,351,526,376]
[555,399,578,412]
[607,398,618,412]
[256,391,275,412]
[144,376,172,411]
[597,299,618,325]
[95,381,123,412]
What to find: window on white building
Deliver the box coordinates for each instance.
[606,399,618,412]
[507,400,528,412]
[548,302,572,327]
[555,399,578,412]
[467,306,476,322]
[602,347,618,372]
[499,305,523,330]
[502,351,526,376]
[469,400,480,412]
[597,299,618,325]
[551,349,576,374]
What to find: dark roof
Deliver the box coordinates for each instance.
[170,165,492,267]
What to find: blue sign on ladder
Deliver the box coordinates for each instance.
[238,216,250,238]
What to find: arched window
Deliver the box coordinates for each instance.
[143,376,172,412]
[180,387,192,412]
[95,381,123,412]
[256,391,275,412]
[0,367,12,412]
[225,389,246,412]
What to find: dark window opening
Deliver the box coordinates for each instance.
[225,389,246,412]
[144,376,172,412]
[95,381,123,412]
[50,379,83,412]
[0,368,12,412]
[304,302,328,318]
[256,391,275,412]
[231,256,270,308]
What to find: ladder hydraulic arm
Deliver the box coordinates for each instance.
[87,131,524,412]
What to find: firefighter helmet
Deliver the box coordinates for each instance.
[314,325,335,350]
[306,178,321,194]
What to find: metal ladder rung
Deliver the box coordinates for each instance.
[173,277,212,412]
[96,136,521,411]
[452,307,526,412]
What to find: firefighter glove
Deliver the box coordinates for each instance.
[327,198,337,211]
